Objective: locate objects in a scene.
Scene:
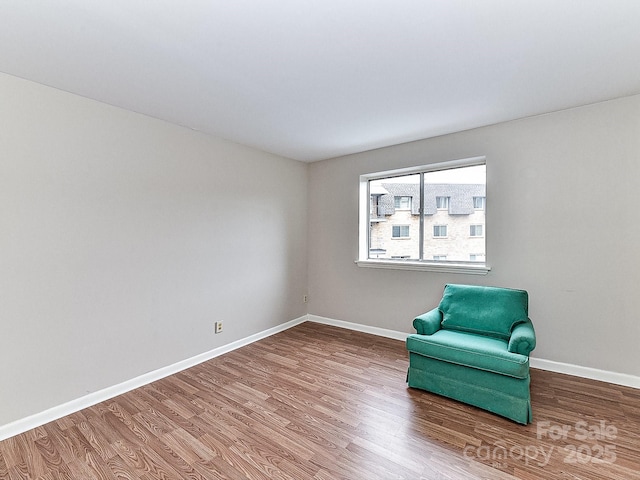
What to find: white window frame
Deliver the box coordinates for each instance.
[357,156,490,275]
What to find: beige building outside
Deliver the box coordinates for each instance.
[369,183,485,262]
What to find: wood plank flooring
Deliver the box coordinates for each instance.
[1,322,640,479]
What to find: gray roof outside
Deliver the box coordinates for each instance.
[378,183,485,216]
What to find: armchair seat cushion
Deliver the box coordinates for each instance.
[406,329,530,379]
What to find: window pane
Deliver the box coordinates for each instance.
[423,164,486,262]
[368,175,420,260]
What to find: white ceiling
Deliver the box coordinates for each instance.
[1,1,640,162]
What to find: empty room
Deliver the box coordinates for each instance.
[1,2,640,479]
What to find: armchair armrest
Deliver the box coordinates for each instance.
[413,308,442,335]
[508,318,536,356]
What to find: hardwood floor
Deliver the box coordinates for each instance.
[1,322,639,479]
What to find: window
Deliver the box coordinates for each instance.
[392,225,410,238]
[358,157,488,274]
[433,225,447,237]
[470,225,483,237]
[436,196,450,209]
[394,196,412,210]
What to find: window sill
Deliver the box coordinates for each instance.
[355,259,491,275]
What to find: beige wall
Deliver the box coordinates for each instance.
[308,94,640,377]
[0,73,308,426]
[2,69,639,428]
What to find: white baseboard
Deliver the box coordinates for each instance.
[0,315,307,442]
[529,357,640,389]
[307,314,409,341]
[308,314,640,391]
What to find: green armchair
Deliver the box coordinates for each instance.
[406,284,536,424]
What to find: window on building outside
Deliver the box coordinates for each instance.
[359,157,487,272]
[473,196,486,209]
[394,196,412,210]
[470,225,483,237]
[436,196,450,209]
[392,225,410,238]
[433,225,447,237]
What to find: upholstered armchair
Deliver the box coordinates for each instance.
[406,284,536,424]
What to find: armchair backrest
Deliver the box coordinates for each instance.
[438,284,529,340]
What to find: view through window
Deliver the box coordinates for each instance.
[367,162,486,264]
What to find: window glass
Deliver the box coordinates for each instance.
[365,161,486,266]
[369,174,420,260]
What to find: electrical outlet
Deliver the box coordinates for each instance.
[214,321,223,334]
[303,295,308,303]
